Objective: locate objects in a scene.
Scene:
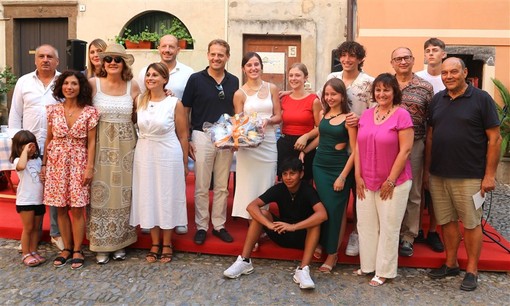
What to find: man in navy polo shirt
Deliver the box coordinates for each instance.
[182,39,239,245]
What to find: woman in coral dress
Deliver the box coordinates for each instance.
[43,70,99,269]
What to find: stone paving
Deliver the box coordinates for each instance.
[0,183,509,305]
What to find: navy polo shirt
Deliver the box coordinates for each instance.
[182,67,239,131]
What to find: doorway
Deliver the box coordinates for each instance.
[243,35,301,91]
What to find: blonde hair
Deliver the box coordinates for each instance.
[86,39,107,78]
[137,62,169,110]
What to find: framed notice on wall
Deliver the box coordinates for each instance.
[258,52,285,74]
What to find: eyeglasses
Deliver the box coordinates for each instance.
[392,55,413,63]
[216,84,225,100]
[103,56,123,64]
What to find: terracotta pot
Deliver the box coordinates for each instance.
[178,39,187,49]
[125,40,151,49]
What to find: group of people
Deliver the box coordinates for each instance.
[7,35,501,293]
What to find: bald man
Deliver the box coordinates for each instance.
[424,57,501,291]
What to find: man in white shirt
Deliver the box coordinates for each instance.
[415,38,447,253]
[8,44,64,250]
[137,34,193,234]
[138,35,193,100]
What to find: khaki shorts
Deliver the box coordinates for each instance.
[429,175,482,229]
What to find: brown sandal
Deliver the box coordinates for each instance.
[160,245,173,263]
[146,244,160,263]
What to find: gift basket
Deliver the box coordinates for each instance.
[203,113,264,148]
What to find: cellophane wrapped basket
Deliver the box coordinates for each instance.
[203,113,264,148]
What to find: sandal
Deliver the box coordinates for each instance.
[318,254,337,273]
[353,268,373,276]
[31,252,47,264]
[22,253,40,267]
[71,250,85,270]
[369,275,386,287]
[53,249,72,268]
[252,242,259,252]
[160,245,173,263]
[146,244,160,263]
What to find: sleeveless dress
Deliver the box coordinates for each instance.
[44,104,99,207]
[88,78,138,252]
[232,82,277,219]
[312,117,353,254]
[130,96,187,229]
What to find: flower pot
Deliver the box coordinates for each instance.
[178,39,187,49]
[125,40,151,49]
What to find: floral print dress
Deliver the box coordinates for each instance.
[44,104,99,207]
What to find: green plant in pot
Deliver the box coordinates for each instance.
[160,19,194,48]
[116,27,159,49]
[491,78,510,157]
[0,66,18,124]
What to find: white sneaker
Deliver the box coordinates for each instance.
[345,232,359,256]
[223,255,254,278]
[175,225,188,235]
[51,236,65,251]
[96,252,110,264]
[293,265,315,289]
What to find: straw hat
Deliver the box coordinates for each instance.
[99,44,135,66]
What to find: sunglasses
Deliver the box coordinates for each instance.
[216,84,225,100]
[103,56,123,64]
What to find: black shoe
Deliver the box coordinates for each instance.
[399,241,414,257]
[415,230,426,243]
[194,229,207,245]
[460,272,478,291]
[428,264,460,279]
[426,232,445,252]
[212,228,233,243]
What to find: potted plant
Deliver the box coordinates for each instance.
[0,66,18,124]
[492,78,510,157]
[116,27,160,49]
[160,19,193,49]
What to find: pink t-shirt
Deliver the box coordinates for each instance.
[357,107,413,191]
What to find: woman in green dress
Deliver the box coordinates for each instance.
[302,78,357,272]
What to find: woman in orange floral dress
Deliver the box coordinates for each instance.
[42,70,99,270]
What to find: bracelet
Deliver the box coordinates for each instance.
[41,164,46,166]
[386,179,395,188]
[338,176,346,183]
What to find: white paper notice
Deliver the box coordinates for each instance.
[472,191,485,210]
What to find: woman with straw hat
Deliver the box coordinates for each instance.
[87,44,140,264]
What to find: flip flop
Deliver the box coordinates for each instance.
[369,275,386,287]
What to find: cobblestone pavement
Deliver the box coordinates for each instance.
[1,184,509,305]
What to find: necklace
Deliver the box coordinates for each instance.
[327,113,341,119]
[375,105,393,121]
[289,190,298,202]
[64,106,78,117]
[247,81,263,92]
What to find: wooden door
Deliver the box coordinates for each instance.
[243,35,301,91]
[15,18,68,76]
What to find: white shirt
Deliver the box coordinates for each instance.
[14,158,43,206]
[324,71,375,116]
[415,70,445,94]
[138,61,193,100]
[8,70,60,152]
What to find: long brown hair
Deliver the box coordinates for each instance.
[137,62,169,111]
[86,38,107,78]
[321,78,349,114]
[10,130,40,163]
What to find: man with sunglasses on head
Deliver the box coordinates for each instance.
[9,44,65,252]
[182,39,239,245]
[390,47,434,258]
[137,34,193,235]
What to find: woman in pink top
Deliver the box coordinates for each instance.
[354,73,414,287]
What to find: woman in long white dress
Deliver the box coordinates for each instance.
[232,52,281,222]
[130,62,189,263]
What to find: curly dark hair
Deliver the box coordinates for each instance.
[52,70,93,107]
[334,41,367,71]
[371,73,402,105]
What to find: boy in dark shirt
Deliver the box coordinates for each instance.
[223,158,327,289]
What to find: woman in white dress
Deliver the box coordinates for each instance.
[130,62,189,263]
[232,52,281,224]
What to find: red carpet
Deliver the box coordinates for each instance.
[1,171,509,272]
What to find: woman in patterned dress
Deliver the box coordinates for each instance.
[88,44,140,264]
[42,70,99,269]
